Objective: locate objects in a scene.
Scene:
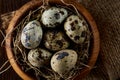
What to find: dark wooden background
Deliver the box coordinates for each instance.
[0,0,30,80]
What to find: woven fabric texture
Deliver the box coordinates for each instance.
[80,0,120,80]
[0,0,120,80]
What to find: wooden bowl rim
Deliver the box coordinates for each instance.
[5,0,100,80]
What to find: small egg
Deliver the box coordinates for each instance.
[44,30,69,51]
[21,20,43,49]
[64,15,88,44]
[28,48,52,68]
[51,49,78,76]
[41,7,68,28]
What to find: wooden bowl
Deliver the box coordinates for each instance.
[5,0,100,80]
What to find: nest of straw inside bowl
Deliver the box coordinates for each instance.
[11,1,91,80]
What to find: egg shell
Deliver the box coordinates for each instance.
[51,49,78,75]
[41,7,68,28]
[21,20,43,49]
[64,15,88,44]
[44,31,69,51]
[28,48,52,68]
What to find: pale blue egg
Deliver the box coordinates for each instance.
[21,20,43,49]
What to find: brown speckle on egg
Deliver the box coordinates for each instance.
[28,48,52,68]
[68,29,71,31]
[74,20,78,24]
[70,35,73,37]
[44,31,69,51]
[56,40,63,48]
[74,36,80,41]
[64,60,67,63]
[81,31,86,37]
[70,22,74,27]
[69,18,72,21]
[54,13,60,19]
[41,7,68,28]
[82,21,86,26]
[71,26,76,31]
[51,49,78,76]
[64,15,88,44]
[59,11,64,15]
[53,62,55,64]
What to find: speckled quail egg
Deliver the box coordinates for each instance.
[28,48,52,68]
[64,15,88,44]
[41,7,68,28]
[44,30,69,51]
[21,20,43,49]
[51,49,78,76]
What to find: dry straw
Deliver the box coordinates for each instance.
[0,0,91,80]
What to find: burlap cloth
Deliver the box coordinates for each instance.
[0,0,120,80]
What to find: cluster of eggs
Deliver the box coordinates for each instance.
[20,7,88,76]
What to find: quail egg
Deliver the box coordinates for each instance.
[44,30,69,51]
[41,7,68,28]
[28,48,52,68]
[51,49,78,76]
[21,20,43,49]
[64,15,88,44]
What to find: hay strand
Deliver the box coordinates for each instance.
[3,0,91,79]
